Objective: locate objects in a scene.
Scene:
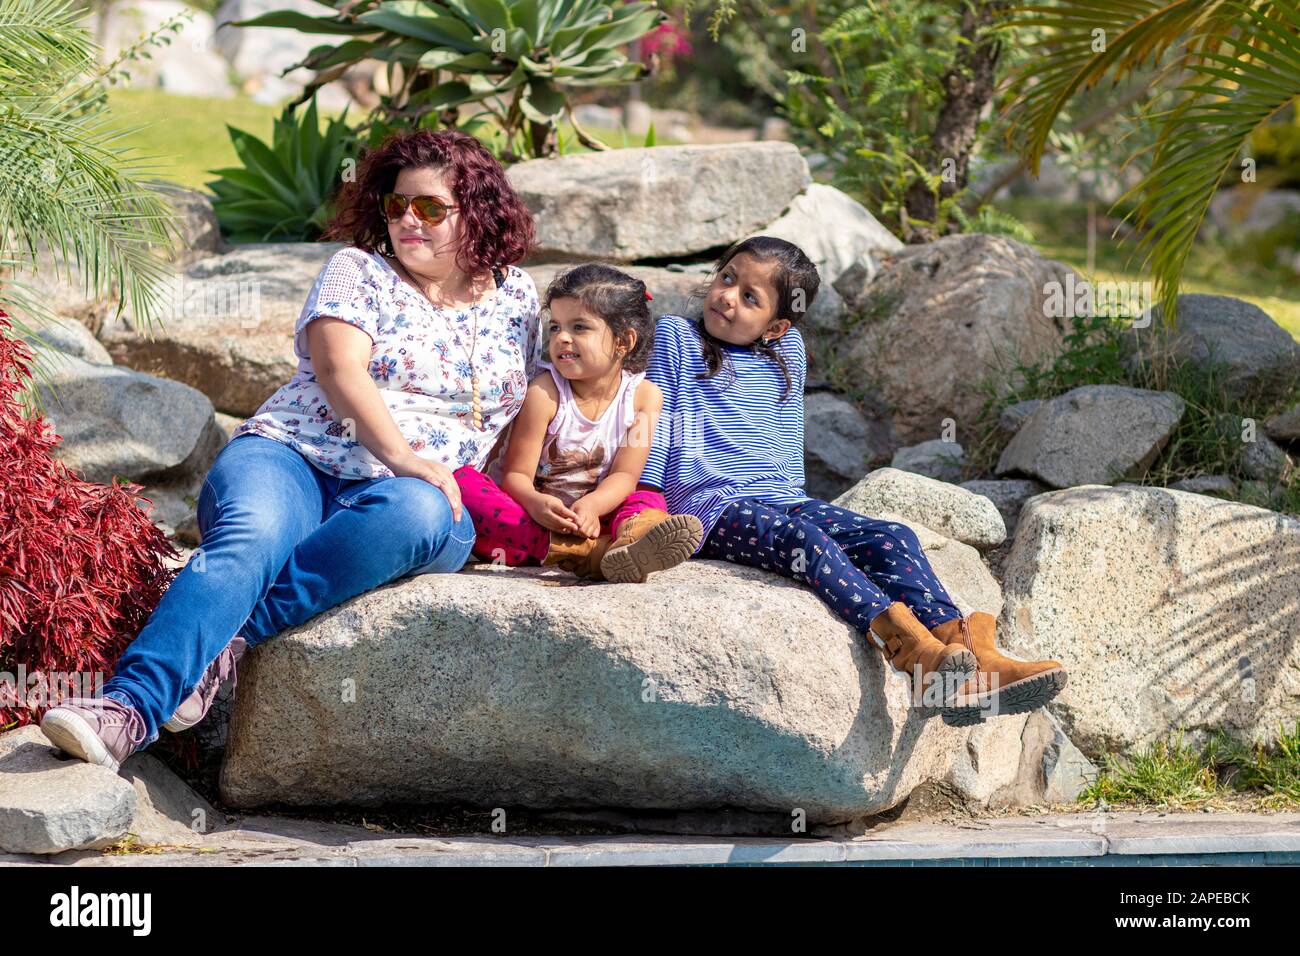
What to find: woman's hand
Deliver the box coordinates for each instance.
[527,495,581,535]
[389,454,463,521]
[569,497,604,540]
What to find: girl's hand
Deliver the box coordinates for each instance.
[528,495,581,535]
[389,454,463,521]
[570,497,604,539]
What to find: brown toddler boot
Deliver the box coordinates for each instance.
[867,601,977,713]
[929,612,1067,726]
[542,532,612,580]
[599,510,703,583]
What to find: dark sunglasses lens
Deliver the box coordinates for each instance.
[382,193,408,220]
[410,197,448,225]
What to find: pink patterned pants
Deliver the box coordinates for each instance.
[454,466,668,565]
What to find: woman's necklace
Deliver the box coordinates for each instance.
[396,260,495,432]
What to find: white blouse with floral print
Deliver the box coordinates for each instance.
[233,247,541,479]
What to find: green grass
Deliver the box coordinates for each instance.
[1081,725,1300,809]
[104,88,680,192]
[105,88,286,191]
[1001,196,1300,340]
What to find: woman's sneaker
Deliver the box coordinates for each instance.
[163,635,246,732]
[41,697,148,772]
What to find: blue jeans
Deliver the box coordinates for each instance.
[103,434,476,744]
[700,498,962,635]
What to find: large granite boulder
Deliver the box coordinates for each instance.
[34,350,224,485]
[816,235,1072,444]
[1122,294,1300,405]
[999,485,1300,756]
[996,385,1185,488]
[221,551,1014,823]
[804,390,895,500]
[509,143,811,262]
[94,242,340,416]
[835,468,1006,550]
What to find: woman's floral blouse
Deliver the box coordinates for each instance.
[233,247,541,479]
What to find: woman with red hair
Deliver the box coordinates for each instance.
[42,130,540,770]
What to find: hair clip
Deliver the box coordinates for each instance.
[644,290,653,301]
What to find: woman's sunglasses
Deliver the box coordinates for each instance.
[381,192,458,226]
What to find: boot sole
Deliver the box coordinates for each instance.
[600,514,703,584]
[940,667,1068,727]
[41,710,121,772]
[913,648,978,715]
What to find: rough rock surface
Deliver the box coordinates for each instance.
[818,235,1071,443]
[999,485,1300,756]
[509,143,811,262]
[996,385,1185,488]
[221,555,1008,823]
[1123,294,1300,404]
[836,468,1006,550]
[804,391,895,500]
[959,479,1049,539]
[34,350,224,485]
[890,439,966,483]
[754,183,902,286]
[0,726,136,854]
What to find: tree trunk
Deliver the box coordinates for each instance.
[902,0,1010,243]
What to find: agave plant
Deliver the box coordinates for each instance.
[235,0,666,158]
[207,97,357,243]
[1002,0,1300,324]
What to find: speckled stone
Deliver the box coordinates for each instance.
[999,485,1300,756]
[220,558,1012,825]
[836,467,1006,550]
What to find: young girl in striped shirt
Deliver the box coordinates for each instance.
[639,236,1066,722]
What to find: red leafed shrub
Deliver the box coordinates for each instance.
[0,314,177,729]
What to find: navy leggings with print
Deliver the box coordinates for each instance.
[700,498,963,635]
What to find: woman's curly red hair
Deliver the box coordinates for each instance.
[326,129,535,275]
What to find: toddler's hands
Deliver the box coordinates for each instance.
[528,495,581,535]
[570,498,603,539]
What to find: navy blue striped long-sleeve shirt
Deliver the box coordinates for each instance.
[641,314,809,553]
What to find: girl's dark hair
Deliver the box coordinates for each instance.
[543,264,654,374]
[325,129,535,275]
[694,235,821,401]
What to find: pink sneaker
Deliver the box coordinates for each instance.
[163,635,246,732]
[41,696,147,772]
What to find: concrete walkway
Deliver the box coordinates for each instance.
[4,811,1300,866]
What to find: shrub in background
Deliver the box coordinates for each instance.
[0,316,176,730]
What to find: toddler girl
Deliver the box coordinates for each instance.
[639,236,1067,723]
[455,263,704,582]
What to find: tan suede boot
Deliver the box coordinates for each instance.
[599,509,703,583]
[929,612,1067,726]
[866,601,977,713]
[542,532,613,580]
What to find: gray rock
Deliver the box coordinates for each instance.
[215,0,339,103]
[959,479,1049,538]
[220,557,1011,824]
[118,753,219,845]
[1169,475,1238,498]
[35,351,224,485]
[1265,404,1300,444]
[96,242,341,416]
[818,235,1071,444]
[989,709,1097,808]
[0,726,136,854]
[997,399,1041,441]
[999,485,1300,756]
[803,391,895,500]
[1208,186,1300,239]
[1240,433,1293,483]
[508,143,810,262]
[996,385,1185,488]
[1123,294,1300,404]
[890,439,966,483]
[836,467,1006,550]
[20,318,112,365]
[754,183,902,286]
[152,183,224,263]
